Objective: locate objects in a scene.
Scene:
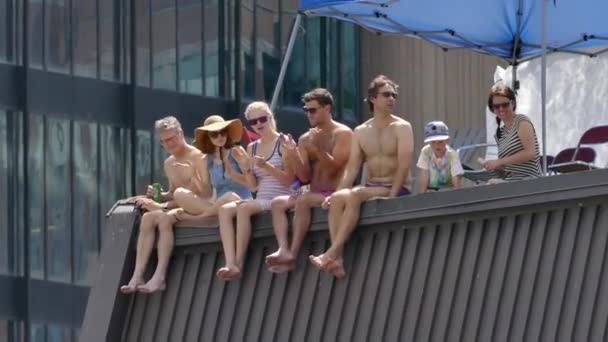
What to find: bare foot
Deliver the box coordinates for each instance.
[268,262,295,274]
[136,276,166,294]
[216,265,241,281]
[216,267,229,280]
[309,254,346,278]
[120,276,145,294]
[266,248,295,266]
[309,254,330,271]
[324,258,346,279]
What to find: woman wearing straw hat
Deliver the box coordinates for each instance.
[174,115,253,221]
[216,101,296,281]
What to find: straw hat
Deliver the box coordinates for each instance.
[192,115,243,152]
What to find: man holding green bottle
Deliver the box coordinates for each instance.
[121,116,212,294]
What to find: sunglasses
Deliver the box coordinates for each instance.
[492,101,511,110]
[248,115,269,126]
[303,107,320,114]
[379,91,398,99]
[209,129,227,139]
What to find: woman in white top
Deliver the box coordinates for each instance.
[216,101,296,281]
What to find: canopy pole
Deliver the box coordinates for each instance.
[511,0,523,91]
[511,64,518,90]
[270,14,302,112]
[540,0,548,174]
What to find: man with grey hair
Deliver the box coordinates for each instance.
[121,116,213,294]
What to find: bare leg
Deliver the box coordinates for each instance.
[311,187,389,278]
[138,211,178,293]
[327,189,350,243]
[200,192,241,218]
[309,190,350,278]
[290,192,325,258]
[216,202,239,281]
[120,211,163,294]
[173,187,212,215]
[311,194,362,279]
[233,201,264,279]
[324,195,363,260]
[266,195,296,267]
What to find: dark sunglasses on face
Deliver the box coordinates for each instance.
[303,107,320,114]
[248,115,269,126]
[379,91,398,99]
[492,101,511,110]
[209,129,227,139]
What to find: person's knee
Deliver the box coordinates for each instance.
[141,211,153,222]
[172,187,190,202]
[271,196,290,213]
[294,196,312,211]
[219,203,235,219]
[224,192,240,202]
[140,212,159,231]
[340,188,365,206]
[157,213,176,229]
[218,191,239,204]
[236,204,256,220]
[331,189,351,204]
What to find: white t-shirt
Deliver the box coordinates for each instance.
[416,145,464,189]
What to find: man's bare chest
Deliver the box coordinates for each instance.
[360,128,397,156]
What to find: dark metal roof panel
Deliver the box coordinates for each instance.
[80,169,608,342]
[120,202,608,342]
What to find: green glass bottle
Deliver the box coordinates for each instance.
[152,183,163,203]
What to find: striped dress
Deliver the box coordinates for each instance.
[251,138,291,209]
[496,114,542,180]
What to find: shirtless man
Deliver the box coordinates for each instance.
[120,116,212,294]
[309,75,414,278]
[265,89,352,273]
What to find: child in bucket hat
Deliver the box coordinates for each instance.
[416,121,464,193]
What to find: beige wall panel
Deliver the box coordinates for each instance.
[360,30,506,153]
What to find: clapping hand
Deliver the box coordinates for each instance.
[231,146,251,170]
[252,155,267,168]
[307,128,322,154]
[279,133,298,155]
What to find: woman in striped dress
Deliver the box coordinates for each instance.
[216,101,296,281]
[481,84,542,183]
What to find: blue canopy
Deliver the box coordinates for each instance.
[299,0,608,63]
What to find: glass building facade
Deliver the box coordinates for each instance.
[0,0,359,341]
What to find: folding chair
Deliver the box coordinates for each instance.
[548,125,607,173]
[543,155,555,168]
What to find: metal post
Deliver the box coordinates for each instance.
[511,0,523,91]
[22,0,31,339]
[511,64,518,90]
[270,14,301,112]
[540,0,548,174]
